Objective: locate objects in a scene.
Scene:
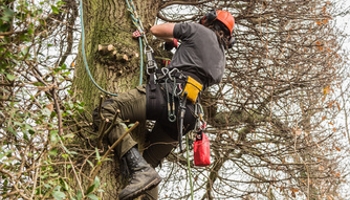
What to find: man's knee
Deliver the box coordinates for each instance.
[92,99,119,128]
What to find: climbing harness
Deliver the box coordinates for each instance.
[164,78,177,122]
[144,45,161,120]
[178,92,187,150]
[125,3,165,121]
[125,0,168,122]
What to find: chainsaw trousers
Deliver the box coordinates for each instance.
[92,84,196,168]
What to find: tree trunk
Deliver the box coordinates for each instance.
[72,0,159,198]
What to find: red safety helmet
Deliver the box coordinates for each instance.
[216,10,235,35]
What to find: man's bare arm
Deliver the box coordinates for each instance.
[150,23,176,42]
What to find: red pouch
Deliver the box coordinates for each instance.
[193,132,211,166]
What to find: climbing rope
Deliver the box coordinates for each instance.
[125,0,149,45]
[78,0,155,96]
[125,0,158,78]
[186,134,194,200]
[78,0,118,96]
[126,0,145,85]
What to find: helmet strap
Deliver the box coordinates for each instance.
[228,36,235,49]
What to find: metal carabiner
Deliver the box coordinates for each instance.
[161,67,169,76]
[145,45,158,75]
[168,68,179,81]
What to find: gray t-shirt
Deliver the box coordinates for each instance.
[170,22,226,87]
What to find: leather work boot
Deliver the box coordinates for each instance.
[119,147,162,200]
[139,185,158,200]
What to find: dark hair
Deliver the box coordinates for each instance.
[206,20,232,50]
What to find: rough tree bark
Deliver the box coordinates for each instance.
[72,0,160,198]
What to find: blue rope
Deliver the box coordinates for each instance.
[79,0,118,96]
[79,0,146,95]
[125,0,146,86]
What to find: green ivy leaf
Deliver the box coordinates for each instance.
[33,82,45,86]
[93,177,100,189]
[75,191,83,200]
[6,73,16,81]
[20,45,29,56]
[0,152,5,160]
[86,177,100,195]
[25,124,35,135]
[1,7,15,22]
[52,190,66,200]
[95,148,101,161]
[49,148,58,156]
[50,130,59,144]
[51,5,60,14]
[59,178,69,191]
[87,194,99,200]
[86,184,95,195]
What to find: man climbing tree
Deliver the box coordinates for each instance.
[92,9,235,200]
[1,0,349,199]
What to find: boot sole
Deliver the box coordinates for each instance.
[119,176,162,200]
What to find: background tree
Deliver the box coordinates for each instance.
[1,0,350,199]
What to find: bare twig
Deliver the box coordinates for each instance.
[88,121,139,186]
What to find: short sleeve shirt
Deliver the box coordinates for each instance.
[170,23,226,87]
